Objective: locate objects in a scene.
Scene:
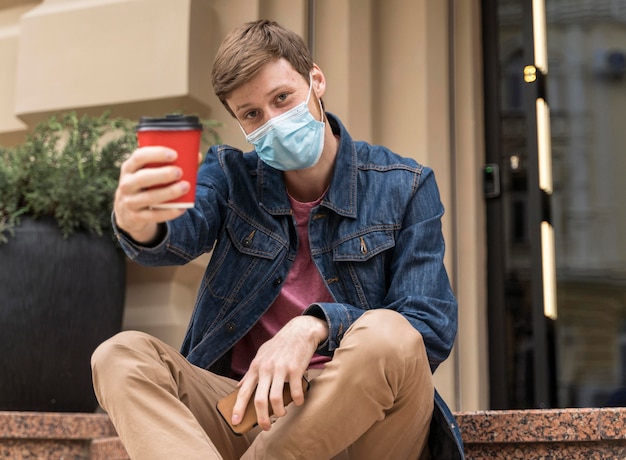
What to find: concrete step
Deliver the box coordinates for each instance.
[3,409,626,458]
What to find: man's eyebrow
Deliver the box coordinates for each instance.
[234,83,294,112]
[235,101,252,112]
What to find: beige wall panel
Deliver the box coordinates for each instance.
[188,0,221,120]
[123,254,211,349]
[0,2,38,145]
[314,0,373,141]
[372,0,431,160]
[453,0,489,411]
[14,0,216,125]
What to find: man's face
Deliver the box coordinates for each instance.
[226,58,323,135]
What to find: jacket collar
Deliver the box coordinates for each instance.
[257,112,358,219]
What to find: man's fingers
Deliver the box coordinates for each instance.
[288,375,306,406]
[117,180,189,213]
[254,377,273,430]
[124,165,182,194]
[231,379,255,426]
[268,376,287,419]
[121,146,177,174]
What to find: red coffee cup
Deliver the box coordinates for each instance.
[136,114,203,209]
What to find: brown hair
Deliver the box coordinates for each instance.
[211,20,314,116]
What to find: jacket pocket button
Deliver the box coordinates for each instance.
[273,277,283,286]
[226,322,236,333]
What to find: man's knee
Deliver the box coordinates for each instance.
[91,330,152,371]
[91,330,163,398]
[346,309,426,359]
[91,330,165,408]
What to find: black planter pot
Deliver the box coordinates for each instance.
[0,217,125,412]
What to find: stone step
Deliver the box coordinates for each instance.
[90,436,129,460]
[456,408,626,459]
[0,411,119,459]
[3,409,626,458]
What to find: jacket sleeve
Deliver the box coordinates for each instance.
[304,168,458,371]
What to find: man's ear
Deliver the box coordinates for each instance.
[311,64,326,99]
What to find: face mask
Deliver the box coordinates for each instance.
[243,74,325,171]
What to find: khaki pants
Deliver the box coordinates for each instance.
[91,309,433,460]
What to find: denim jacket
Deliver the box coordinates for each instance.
[115,113,464,458]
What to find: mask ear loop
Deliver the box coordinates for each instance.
[305,72,314,104]
[237,120,247,137]
[317,97,325,123]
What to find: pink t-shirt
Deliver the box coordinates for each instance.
[230,194,334,376]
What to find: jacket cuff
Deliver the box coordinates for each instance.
[111,212,169,258]
[303,302,358,356]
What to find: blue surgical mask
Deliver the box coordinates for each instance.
[243,74,325,171]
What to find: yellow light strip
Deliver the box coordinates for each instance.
[536,98,553,194]
[534,0,557,320]
[533,0,548,73]
[541,221,557,320]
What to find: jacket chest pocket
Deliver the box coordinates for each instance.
[333,229,395,261]
[332,230,396,308]
[226,214,285,259]
[203,214,286,302]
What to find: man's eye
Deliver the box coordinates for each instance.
[276,93,288,103]
[244,110,258,120]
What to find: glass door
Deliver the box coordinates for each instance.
[483,0,557,409]
[484,0,626,410]
[546,0,626,408]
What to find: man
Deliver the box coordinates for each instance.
[92,19,464,459]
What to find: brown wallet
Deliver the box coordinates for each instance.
[216,376,309,435]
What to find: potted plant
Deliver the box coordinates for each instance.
[0,112,221,412]
[0,112,139,412]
